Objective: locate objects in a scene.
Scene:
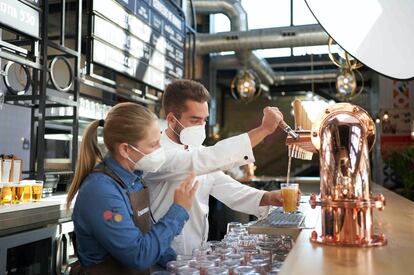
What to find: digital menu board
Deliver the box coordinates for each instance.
[91,0,185,91]
[0,0,40,38]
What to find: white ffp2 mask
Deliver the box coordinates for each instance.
[179,124,206,148]
[172,116,206,148]
[128,145,166,173]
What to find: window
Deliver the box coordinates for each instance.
[217,51,236,56]
[293,0,318,26]
[255,48,291,58]
[211,13,231,33]
[293,45,329,56]
[241,0,291,29]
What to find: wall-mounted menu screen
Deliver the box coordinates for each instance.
[91,0,185,91]
[0,0,40,38]
[21,0,40,7]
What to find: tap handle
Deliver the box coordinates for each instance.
[292,99,303,130]
[292,99,312,130]
[280,120,299,139]
[374,194,386,211]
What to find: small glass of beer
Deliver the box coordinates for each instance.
[1,182,16,205]
[14,183,26,204]
[20,180,34,202]
[32,181,44,202]
[281,183,299,214]
[0,183,3,204]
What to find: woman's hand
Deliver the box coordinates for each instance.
[174,172,199,211]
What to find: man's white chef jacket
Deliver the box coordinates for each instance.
[143,132,269,255]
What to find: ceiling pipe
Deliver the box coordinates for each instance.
[210,55,337,83]
[193,0,276,85]
[191,0,248,31]
[196,24,329,54]
[193,1,331,86]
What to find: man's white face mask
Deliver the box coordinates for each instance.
[171,115,206,148]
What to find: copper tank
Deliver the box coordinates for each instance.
[287,102,386,247]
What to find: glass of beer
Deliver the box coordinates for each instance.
[281,183,299,214]
[0,183,3,205]
[1,183,16,205]
[32,181,44,202]
[14,183,26,204]
[20,180,34,202]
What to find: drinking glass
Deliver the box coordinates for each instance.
[31,181,44,202]
[280,183,299,213]
[226,222,242,234]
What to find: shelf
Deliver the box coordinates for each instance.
[43,171,74,175]
[0,0,83,186]
[5,88,78,108]
[80,77,160,106]
[0,49,41,70]
[42,116,95,125]
[44,133,104,144]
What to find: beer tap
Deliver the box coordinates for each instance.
[279,121,299,140]
[286,100,387,247]
[285,99,315,160]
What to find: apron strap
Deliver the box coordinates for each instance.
[136,175,158,224]
[93,166,128,189]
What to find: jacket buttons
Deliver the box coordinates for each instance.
[244,156,248,160]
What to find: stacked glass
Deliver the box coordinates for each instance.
[163,222,294,275]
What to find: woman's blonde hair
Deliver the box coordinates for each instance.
[66,102,157,208]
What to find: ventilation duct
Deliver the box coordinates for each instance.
[193,0,275,85]
[196,24,328,54]
[193,0,330,85]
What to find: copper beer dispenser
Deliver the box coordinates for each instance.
[286,100,387,247]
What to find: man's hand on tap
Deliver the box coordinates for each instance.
[259,189,302,207]
[261,106,284,135]
[248,107,284,148]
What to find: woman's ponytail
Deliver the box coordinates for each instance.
[66,120,103,208]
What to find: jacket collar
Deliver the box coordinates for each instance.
[161,130,188,150]
[100,154,142,188]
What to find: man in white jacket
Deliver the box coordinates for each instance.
[144,79,287,255]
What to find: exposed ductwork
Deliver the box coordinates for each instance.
[191,0,248,31]
[210,56,337,84]
[193,1,331,86]
[193,0,276,85]
[196,24,329,54]
[237,52,276,85]
[273,70,337,83]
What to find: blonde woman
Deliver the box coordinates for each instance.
[67,103,201,274]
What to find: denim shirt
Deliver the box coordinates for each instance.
[72,155,189,270]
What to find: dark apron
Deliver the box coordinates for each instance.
[70,166,152,275]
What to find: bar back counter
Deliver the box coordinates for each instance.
[0,195,73,274]
[279,184,414,275]
[1,183,413,274]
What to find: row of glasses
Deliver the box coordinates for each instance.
[48,97,112,120]
[162,220,295,275]
[165,235,293,274]
[0,180,44,205]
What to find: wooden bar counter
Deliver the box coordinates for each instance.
[280,184,414,275]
